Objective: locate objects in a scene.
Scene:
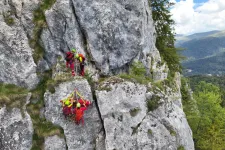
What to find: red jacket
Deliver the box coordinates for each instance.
[74,107,87,121]
[66,52,74,62]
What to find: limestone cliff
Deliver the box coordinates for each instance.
[0,0,194,149]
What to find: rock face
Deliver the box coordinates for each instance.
[41,0,84,66]
[0,0,39,89]
[41,0,161,76]
[44,135,67,150]
[96,78,194,150]
[72,0,158,74]
[0,94,33,150]
[44,79,104,150]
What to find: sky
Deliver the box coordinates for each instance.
[169,0,225,35]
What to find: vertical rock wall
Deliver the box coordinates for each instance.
[96,77,194,150]
[0,0,39,89]
[41,0,163,76]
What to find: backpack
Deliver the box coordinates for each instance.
[65,52,74,61]
[78,54,85,62]
[63,106,72,117]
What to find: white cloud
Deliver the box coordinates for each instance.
[170,0,225,35]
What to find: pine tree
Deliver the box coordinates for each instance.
[149,0,182,75]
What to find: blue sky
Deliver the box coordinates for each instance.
[170,0,225,35]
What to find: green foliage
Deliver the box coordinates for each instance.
[4,16,14,26]
[181,77,200,133]
[0,83,28,110]
[183,81,225,150]
[169,129,176,136]
[130,61,146,76]
[3,10,15,26]
[150,0,182,74]
[46,73,74,94]
[148,129,152,135]
[177,146,185,150]
[28,70,64,149]
[188,75,225,107]
[180,78,191,101]
[146,95,161,112]
[97,86,112,92]
[119,61,152,84]
[30,0,56,63]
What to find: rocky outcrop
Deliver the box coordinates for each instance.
[96,77,194,150]
[0,93,33,150]
[42,77,194,150]
[0,0,39,89]
[41,0,162,76]
[0,0,194,149]
[44,135,66,150]
[44,79,104,150]
[72,0,158,74]
[41,0,84,66]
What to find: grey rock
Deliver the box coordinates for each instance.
[36,58,50,73]
[44,79,104,150]
[72,0,158,75]
[44,135,66,150]
[0,0,39,89]
[0,0,194,149]
[41,0,85,66]
[96,79,194,150]
[0,93,33,150]
[41,0,164,76]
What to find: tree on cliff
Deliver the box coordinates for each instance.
[183,81,225,149]
[150,0,182,74]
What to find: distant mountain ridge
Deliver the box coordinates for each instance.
[182,51,225,76]
[175,30,225,75]
[175,30,222,46]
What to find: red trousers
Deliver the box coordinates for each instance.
[80,63,85,76]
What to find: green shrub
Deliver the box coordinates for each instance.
[130,61,146,76]
[170,129,176,136]
[146,95,161,112]
[177,146,185,150]
[4,16,14,26]
[119,61,152,84]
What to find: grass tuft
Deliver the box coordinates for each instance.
[119,61,152,85]
[177,146,185,150]
[30,0,56,63]
[28,70,64,149]
[0,83,28,110]
[146,95,161,112]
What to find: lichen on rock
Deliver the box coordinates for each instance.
[0,93,33,150]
